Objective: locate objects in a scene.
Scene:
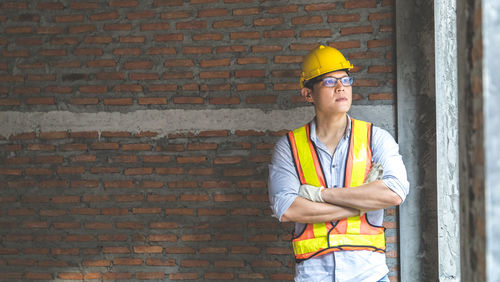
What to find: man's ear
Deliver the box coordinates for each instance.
[301,87,313,103]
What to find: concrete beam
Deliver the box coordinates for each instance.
[0,105,395,138]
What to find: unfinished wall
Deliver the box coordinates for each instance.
[0,0,398,280]
[457,0,486,280]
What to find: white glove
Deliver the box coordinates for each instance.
[358,163,384,216]
[364,163,384,183]
[298,184,325,202]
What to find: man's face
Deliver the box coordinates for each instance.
[306,70,352,115]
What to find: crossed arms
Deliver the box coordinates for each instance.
[280,180,402,224]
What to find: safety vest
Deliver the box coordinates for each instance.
[287,117,385,262]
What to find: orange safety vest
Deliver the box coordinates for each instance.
[287,117,385,262]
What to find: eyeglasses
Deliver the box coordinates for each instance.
[320,76,354,87]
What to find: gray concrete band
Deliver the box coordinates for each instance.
[0,106,395,138]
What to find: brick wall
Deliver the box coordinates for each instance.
[0,0,398,281]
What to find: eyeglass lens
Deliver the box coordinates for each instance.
[322,77,353,87]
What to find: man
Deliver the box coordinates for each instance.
[268,45,409,281]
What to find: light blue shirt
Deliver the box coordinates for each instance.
[268,116,409,282]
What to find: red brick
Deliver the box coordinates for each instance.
[1,2,29,9]
[230,31,259,40]
[103,98,134,106]
[133,246,162,253]
[264,29,294,38]
[214,194,243,202]
[200,58,230,67]
[267,5,297,14]
[238,57,267,65]
[369,93,394,100]
[2,156,26,165]
[102,247,130,254]
[204,272,234,280]
[69,24,97,34]
[270,273,294,280]
[2,50,29,58]
[200,71,230,79]
[354,79,380,87]
[163,71,192,79]
[5,26,32,34]
[37,2,64,9]
[214,46,245,55]
[70,2,99,10]
[345,0,376,8]
[137,97,167,105]
[253,18,283,26]
[149,234,177,242]
[173,97,204,104]
[292,15,322,25]
[380,25,393,32]
[150,222,178,229]
[114,258,143,265]
[213,20,242,28]
[127,11,155,20]
[341,26,373,35]
[198,8,228,18]
[233,7,260,16]
[25,273,53,280]
[369,12,393,21]
[165,208,194,216]
[141,22,169,31]
[198,130,228,137]
[102,273,132,280]
[180,194,210,202]
[305,3,336,11]
[169,273,199,280]
[87,59,115,67]
[0,98,21,105]
[16,38,42,46]
[176,20,205,29]
[187,142,217,150]
[26,97,54,105]
[109,0,138,7]
[181,260,209,268]
[329,13,361,22]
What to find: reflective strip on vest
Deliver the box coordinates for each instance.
[289,118,385,261]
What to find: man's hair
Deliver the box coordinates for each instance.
[303,69,351,90]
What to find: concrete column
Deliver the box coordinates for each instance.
[483,0,500,280]
[434,0,460,280]
[396,0,438,281]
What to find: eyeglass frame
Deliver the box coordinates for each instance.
[319,76,354,87]
[304,75,354,89]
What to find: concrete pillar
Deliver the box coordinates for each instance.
[434,0,461,280]
[483,0,500,280]
[396,0,439,281]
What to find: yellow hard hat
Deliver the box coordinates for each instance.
[300,45,353,88]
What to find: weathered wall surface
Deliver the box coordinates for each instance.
[457,0,486,280]
[0,0,399,280]
[396,0,438,281]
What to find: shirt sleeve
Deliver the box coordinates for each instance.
[371,126,410,203]
[268,135,301,222]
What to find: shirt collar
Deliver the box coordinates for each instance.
[309,114,352,143]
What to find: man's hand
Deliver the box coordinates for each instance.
[298,184,325,202]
